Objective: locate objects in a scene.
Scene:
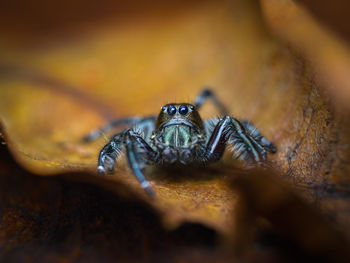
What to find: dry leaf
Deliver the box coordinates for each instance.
[0,0,350,261]
[0,140,230,262]
[230,168,350,263]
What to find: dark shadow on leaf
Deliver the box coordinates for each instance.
[0,138,222,262]
[147,163,242,183]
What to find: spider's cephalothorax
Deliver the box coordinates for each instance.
[153,103,206,165]
[84,89,277,196]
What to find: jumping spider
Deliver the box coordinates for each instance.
[84,89,276,196]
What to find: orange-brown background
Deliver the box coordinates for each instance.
[0,0,350,262]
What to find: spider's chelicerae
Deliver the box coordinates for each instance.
[84,89,276,196]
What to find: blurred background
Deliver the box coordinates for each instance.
[0,0,350,262]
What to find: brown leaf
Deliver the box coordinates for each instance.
[260,0,350,111]
[230,168,350,263]
[0,141,231,262]
[0,0,349,254]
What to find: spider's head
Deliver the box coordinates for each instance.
[155,103,204,131]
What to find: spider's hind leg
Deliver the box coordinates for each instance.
[241,120,277,153]
[83,116,156,142]
[194,88,229,116]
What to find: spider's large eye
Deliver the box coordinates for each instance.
[179,105,188,115]
[167,105,176,115]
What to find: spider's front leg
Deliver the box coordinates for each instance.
[97,132,124,174]
[98,129,158,197]
[205,116,276,166]
[124,129,158,196]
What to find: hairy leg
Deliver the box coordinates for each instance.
[83,116,156,142]
[97,132,124,173]
[98,129,158,196]
[241,120,277,153]
[205,116,276,166]
[124,130,158,197]
[194,88,229,116]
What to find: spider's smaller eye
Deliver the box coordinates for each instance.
[179,105,188,115]
[189,105,195,111]
[167,105,176,115]
[162,106,167,112]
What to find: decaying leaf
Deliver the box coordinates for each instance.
[230,168,350,263]
[0,140,228,262]
[0,0,350,261]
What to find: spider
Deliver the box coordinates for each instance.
[84,89,276,197]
